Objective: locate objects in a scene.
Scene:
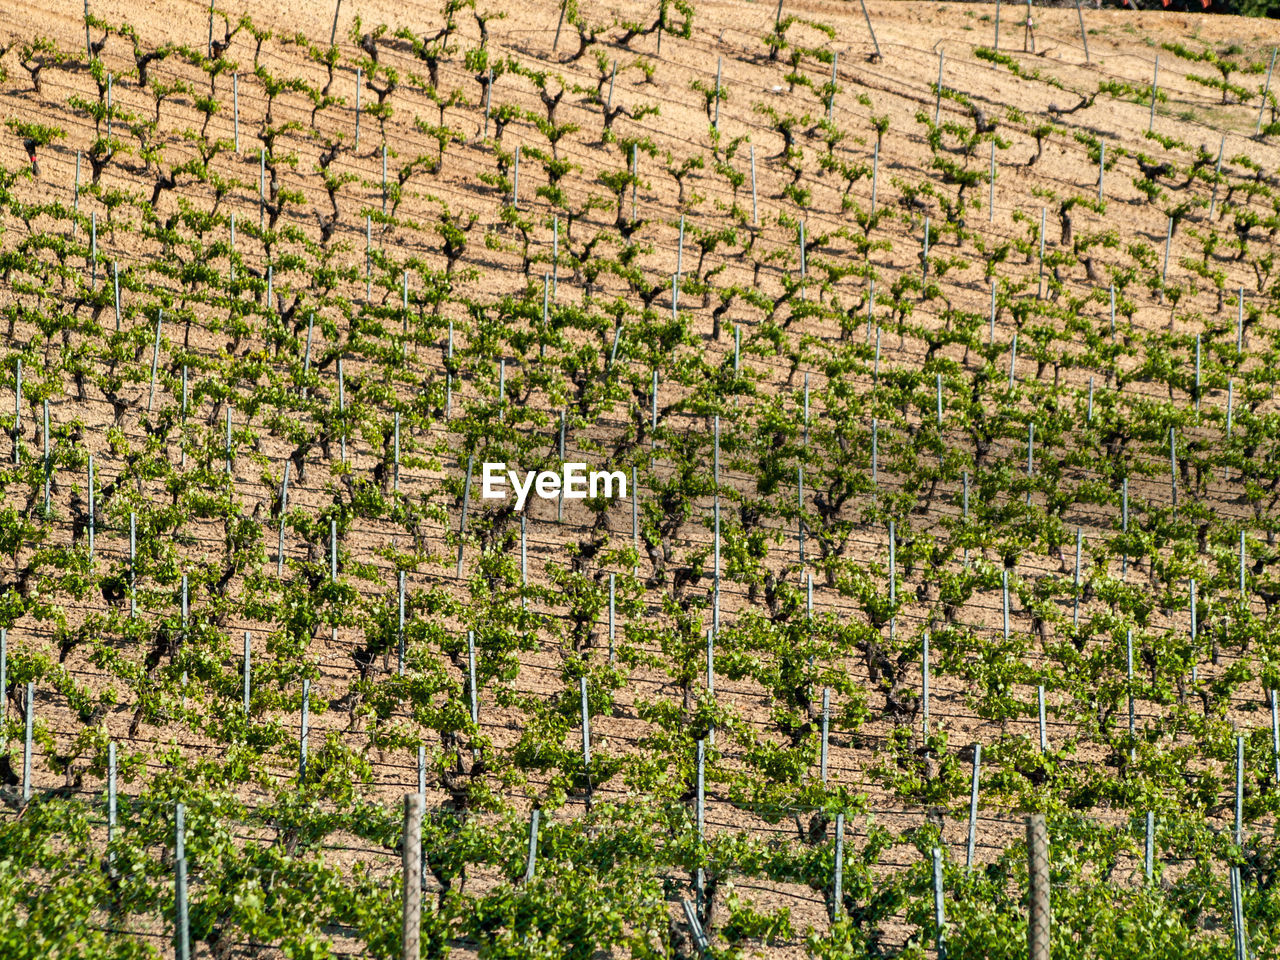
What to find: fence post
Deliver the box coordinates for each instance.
[175,801,189,960]
[831,811,845,921]
[243,632,251,716]
[22,681,33,802]
[1235,734,1244,845]
[1149,55,1159,132]
[608,573,616,663]
[1271,689,1279,786]
[276,463,290,576]
[523,808,540,881]
[966,744,981,870]
[1126,628,1135,760]
[12,358,20,466]
[581,676,592,802]
[402,793,422,960]
[1037,685,1047,753]
[107,741,117,874]
[299,679,310,779]
[1230,865,1248,960]
[1026,814,1050,960]
[1258,47,1276,135]
[932,847,947,960]
[1144,811,1154,882]
[468,629,479,733]
[398,572,406,675]
[456,454,473,577]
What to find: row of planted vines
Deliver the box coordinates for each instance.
[1,0,1280,957]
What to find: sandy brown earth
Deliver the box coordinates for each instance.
[0,0,1278,954]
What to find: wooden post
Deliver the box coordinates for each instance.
[1026,815,1050,960]
[402,793,422,960]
